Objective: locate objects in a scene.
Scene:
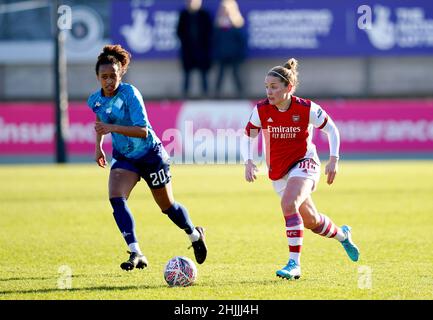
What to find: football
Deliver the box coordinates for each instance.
[163,256,197,287]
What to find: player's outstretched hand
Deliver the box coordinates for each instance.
[245,160,258,182]
[95,148,107,168]
[325,156,339,185]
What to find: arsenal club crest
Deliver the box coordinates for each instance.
[292,115,300,122]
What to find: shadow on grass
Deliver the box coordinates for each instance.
[0,273,122,282]
[0,279,291,296]
[190,277,310,289]
[0,276,54,282]
[0,274,309,296]
[0,283,168,296]
[0,272,142,296]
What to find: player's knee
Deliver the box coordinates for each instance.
[280,199,298,215]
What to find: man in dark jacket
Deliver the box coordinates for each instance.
[176,0,213,98]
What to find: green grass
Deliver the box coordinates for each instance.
[1,161,433,300]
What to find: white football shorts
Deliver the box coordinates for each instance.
[272,158,321,197]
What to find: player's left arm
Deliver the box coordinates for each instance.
[310,102,340,185]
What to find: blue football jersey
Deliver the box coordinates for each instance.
[87,83,161,159]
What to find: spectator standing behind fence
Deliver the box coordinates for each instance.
[213,0,247,98]
[176,0,213,98]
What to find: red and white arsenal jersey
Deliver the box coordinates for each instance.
[244,96,330,180]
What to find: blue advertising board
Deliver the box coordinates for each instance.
[111,0,433,59]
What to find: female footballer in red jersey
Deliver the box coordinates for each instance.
[241,58,360,280]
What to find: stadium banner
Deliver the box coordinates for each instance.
[1,100,433,162]
[110,0,433,59]
[315,100,433,153]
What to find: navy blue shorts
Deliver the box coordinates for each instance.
[111,145,171,189]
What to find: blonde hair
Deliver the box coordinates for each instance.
[268,58,299,91]
[217,0,244,28]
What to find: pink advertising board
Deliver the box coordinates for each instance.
[314,99,433,153]
[1,99,433,158]
[0,101,182,155]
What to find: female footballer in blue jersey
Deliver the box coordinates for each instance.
[88,44,207,271]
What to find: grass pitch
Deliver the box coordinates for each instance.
[1,161,432,300]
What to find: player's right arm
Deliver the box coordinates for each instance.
[241,106,261,182]
[95,116,107,168]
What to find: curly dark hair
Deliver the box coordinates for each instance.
[95,44,131,76]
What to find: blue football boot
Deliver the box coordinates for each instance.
[340,225,360,262]
[276,259,301,280]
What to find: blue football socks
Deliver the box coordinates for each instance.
[110,197,138,245]
[163,202,195,235]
